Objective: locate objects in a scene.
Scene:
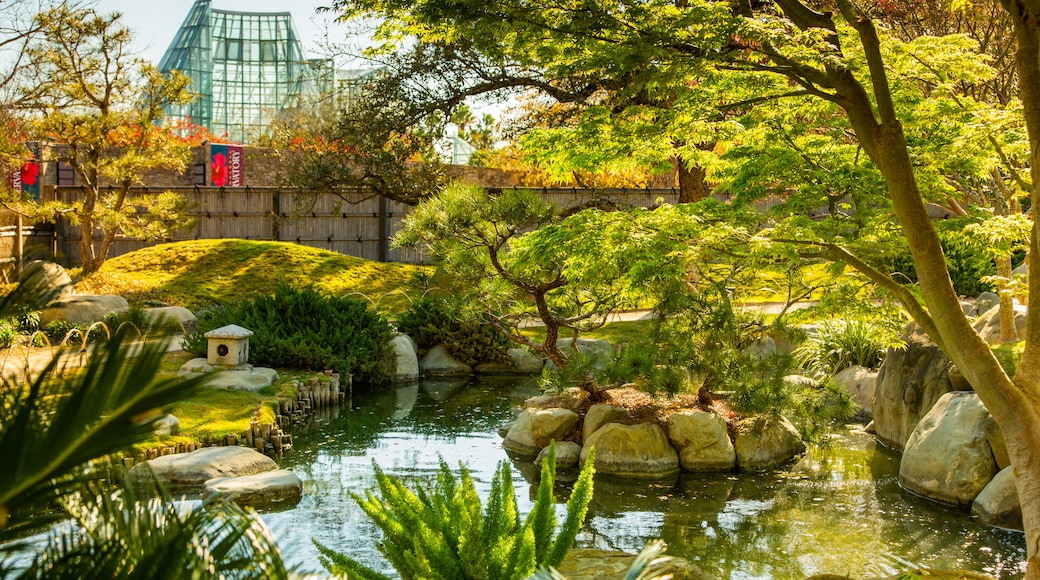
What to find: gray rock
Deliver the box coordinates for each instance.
[21,261,72,300]
[734,415,805,471]
[474,348,545,375]
[135,446,277,488]
[832,365,879,419]
[502,410,539,455]
[899,392,997,506]
[667,410,735,472]
[972,466,1022,530]
[390,334,420,381]
[743,337,777,360]
[873,329,955,450]
[508,348,545,374]
[583,404,626,442]
[984,415,1010,470]
[553,337,614,370]
[580,422,680,479]
[40,294,129,326]
[203,469,303,506]
[530,408,579,448]
[181,367,278,391]
[972,303,1028,345]
[154,414,180,437]
[420,344,473,376]
[536,441,582,469]
[976,292,1000,316]
[143,306,195,331]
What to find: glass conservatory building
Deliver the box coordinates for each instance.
[158,0,332,143]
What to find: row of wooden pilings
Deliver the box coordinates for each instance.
[122,371,350,468]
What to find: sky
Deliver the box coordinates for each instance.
[93,0,358,66]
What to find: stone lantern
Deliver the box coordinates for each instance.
[205,324,253,368]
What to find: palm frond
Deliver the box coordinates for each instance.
[20,469,288,580]
[0,327,213,541]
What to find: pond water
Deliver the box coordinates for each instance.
[265,377,1027,579]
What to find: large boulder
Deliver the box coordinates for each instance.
[21,261,72,300]
[832,365,879,419]
[474,348,545,375]
[135,446,277,488]
[733,415,805,471]
[899,392,997,506]
[553,337,614,370]
[203,469,304,506]
[971,466,1022,530]
[973,303,1028,345]
[580,422,680,479]
[390,334,420,381]
[976,292,1000,316]
[420,344,473,376]
[529,408,579,447]
[143,306,195,331]
[502,410,540,455]
[667,410,735,472]
[536,441,582,470]
[40,294,129,326]
[983,416,1010,470]
[872,330,955,450]
[582,404,627,442]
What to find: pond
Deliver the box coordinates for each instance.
[264,377,1027,579]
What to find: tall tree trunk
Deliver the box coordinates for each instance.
[676,155,710,203]
[78,192,98,275]
[1000,3,1040,575]
[826,3,1040,576]
[675,143,715,203]
[997,255,1018,342]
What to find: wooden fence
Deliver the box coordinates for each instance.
[49,186,687,266]
[17,185,955,272]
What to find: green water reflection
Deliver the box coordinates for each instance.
[266,378,1026,578]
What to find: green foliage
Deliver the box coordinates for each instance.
[0,266,290,578]
[314,442,595,579]
[794,318,906,376]
[20,471,289,580]
[395,296,510,366]
[0,320,16,349]
[887,225,1003,297]
[15,310,39,334]
[183,284,396,385]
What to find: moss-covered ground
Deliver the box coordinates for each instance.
[77,239,428,313]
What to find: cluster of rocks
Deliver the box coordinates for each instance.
[871,303,1023,531]
[25,261,196,331]
[390,334,596,381]
[132,445,303,506]
[502,391,806,478]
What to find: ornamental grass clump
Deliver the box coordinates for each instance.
[794,317,904,376]
[313,442,595,580]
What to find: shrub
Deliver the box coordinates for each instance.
[395,296,510,366]
[794,318,904,376]
[313,442,595,580]
[887,225,1019,297]
[0,319,17,349]
[183,284,396,385]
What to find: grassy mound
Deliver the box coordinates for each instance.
[77,239,428,312]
